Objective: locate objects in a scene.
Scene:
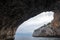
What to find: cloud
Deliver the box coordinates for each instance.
[16,11,54,34]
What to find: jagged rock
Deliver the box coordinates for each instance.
[32,23,60,37]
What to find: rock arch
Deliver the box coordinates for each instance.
[0,0,60,40]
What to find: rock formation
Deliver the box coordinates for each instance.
[0,0,60,40]
[32,23,60,37]
[33,10,60,37]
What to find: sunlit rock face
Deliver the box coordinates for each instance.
[32,23,56,37]
[0,0,60,40]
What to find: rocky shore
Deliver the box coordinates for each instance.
[32,23,60,37]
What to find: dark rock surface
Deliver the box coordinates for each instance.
[0,0,60,40]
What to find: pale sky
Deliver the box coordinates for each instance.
[15,11,54,34]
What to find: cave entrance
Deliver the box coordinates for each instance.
[14,11,54,40]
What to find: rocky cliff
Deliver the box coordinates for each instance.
[0,0,60,40]
[33,23,60,37]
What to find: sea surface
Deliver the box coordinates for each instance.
[14,33,60,40]
[15,36,60,40]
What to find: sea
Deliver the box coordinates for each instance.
[14,33,60,40]
[15,37,60,40]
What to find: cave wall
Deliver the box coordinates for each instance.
[51,10,60,28]
[0,0,60,40]
[51,1,60,28]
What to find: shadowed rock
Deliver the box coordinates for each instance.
[0,0,60,40]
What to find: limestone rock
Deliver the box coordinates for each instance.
[32,23,60,37]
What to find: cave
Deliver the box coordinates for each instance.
[0,0,60,40]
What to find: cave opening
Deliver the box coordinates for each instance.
[14,11,54,40]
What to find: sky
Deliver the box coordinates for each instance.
[15,11,54,34]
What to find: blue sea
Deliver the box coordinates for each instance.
[14,33,60,40]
